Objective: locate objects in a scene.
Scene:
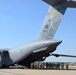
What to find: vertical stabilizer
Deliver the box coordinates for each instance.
[38,1,68,40]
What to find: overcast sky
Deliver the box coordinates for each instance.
[0,0,76,62]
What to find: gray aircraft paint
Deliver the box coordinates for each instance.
[9,40,61,63]
[10,0,76,65]
[0,0,76,67]
[38,2,67,40]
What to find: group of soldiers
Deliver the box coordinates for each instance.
[30,62,69,70]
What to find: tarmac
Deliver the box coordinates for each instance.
[0,69,76,75]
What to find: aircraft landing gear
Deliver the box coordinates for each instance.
[1,65,9,69]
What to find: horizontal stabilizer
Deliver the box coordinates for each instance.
[68,1,76,8]
[43,0,76,8]
[43,0,67,6]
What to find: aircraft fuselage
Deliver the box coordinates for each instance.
[0,40,61,66]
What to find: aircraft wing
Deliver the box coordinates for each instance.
[50,53,76,58]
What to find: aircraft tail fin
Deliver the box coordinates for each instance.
[38,0,76,40]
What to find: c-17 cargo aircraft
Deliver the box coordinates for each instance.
[0,0,76,68]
